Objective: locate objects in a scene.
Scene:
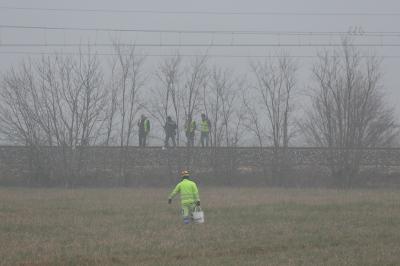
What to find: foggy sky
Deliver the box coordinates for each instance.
[1,0,400,117]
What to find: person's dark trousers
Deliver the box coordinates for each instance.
[186,133,195,147]
[189,133,195,147]
[201,132,209,147]
[165,134,176,147]
[139,132,147,147]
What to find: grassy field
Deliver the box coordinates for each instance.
[0,187,400,266]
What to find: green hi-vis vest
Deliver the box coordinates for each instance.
[144,119,150,133]
[200,120,209,133]
[185,120,196,133]
[169,178,200,205]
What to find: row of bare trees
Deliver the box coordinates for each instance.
[0,40,398,184]
[301,41,398,184]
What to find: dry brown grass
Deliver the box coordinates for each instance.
[0,187,400,265]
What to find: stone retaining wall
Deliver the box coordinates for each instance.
[1,146,399,187]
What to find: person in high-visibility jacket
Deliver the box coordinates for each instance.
[168,170,200,224]
[184,115,196,147]
[200,113,211,147]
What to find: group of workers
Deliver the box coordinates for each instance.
[136,113,205,224]
[182,113,211,148]
[137,113,211,148]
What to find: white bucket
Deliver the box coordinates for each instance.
[192,206,205,224]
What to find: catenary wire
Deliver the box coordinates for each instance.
[1,43,400,47]
[1,6,400,16]
[0,25,399,37]
[1,51,400,59]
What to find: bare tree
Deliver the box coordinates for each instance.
[204,66,243,147]
[301,40,399,185]
[38,51,106,182]
[34,52,106,148]
[242,93,265,148]
[104,59,119,146]
[148,54,182,145]
[111,44,146,147]
[0,60,47,146]
[108,44,146,184]
[0,61,51,183]
[75,52,107,146]
[0,51,108,184]
[181,56,209,146]
[250,55,298,180]
[251,55,297,150]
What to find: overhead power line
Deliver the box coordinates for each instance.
[1,43,400,48]
[0,51,311,57]
[2,51,400,59]
[1,6,400,17]
[1,25,400,37]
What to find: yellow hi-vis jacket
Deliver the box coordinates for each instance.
[185,120,196,133]
[169,178,200,205]
[200,119,209,133]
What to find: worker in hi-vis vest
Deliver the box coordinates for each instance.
[200,113,211,147]
[168,170,200,224]
[184,115,196,147]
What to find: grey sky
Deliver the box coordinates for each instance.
[1,0,400,116]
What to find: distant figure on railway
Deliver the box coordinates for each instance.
[200,113,211,147]
[168,170,201,224]
[185,115,196,147]
[164,116,177,148]
[138,114,150,147]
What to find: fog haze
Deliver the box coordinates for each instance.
[1,0,400,116]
